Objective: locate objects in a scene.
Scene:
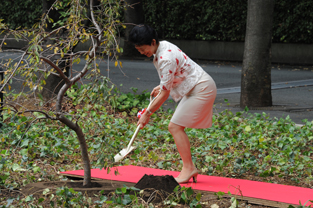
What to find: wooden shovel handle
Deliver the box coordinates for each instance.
[126,124,141,151]
[126,91,161,151]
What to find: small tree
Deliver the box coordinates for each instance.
[240,0,275,108]
[0,0,123,187]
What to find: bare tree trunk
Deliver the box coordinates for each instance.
[123,0,145,57]
[240,0,275,108]
[56,83,92,187]
[42,0,60,31]
[59,116,91,187]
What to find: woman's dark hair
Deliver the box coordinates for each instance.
[129,24,159,46]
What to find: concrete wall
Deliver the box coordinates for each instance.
[2,34,313,65]
[271,43,313,65]
[170,40,244,62]
[1,35,28,49]
[169,39,313,65]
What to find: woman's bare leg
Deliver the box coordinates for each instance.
[168,122,197,179]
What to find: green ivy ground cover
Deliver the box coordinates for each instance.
[0,89,313,207]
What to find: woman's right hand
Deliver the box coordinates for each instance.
[151,85,161,97]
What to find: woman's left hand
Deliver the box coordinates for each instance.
[151,85,160,97]
[137,112,150,129]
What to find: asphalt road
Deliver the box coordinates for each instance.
[107,58,313,93]
[2,51,313,92]
[1,51,313,123]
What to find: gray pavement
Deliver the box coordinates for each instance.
[214,86,313,124]
[108,58,313,124]
[1,51,313,124]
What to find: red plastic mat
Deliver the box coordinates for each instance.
[61,165,313,205]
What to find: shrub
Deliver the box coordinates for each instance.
[143,0,313,43]
[0,0,42,29]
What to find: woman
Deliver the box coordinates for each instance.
[129,24,217,183]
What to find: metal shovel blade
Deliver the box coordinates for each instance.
[114,146,136,162]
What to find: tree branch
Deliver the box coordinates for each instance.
[17,110,57,120]
[40,56,71,84]
[0,51,27,92]
[90,0,102,39]
[3,103,57,120]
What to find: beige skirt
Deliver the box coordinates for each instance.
[171,72,217,129]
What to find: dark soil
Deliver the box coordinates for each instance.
[132,175,280,207]
[134,174,180,203]
[20,180,135,197]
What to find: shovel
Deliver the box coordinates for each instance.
[114,91,161,162]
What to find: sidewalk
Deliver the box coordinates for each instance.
[161,84,313,125]
[214,85,313,125]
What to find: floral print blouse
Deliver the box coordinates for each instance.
[153,41,204,102]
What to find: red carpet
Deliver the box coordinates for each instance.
[61,165,313,206]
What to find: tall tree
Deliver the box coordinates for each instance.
[123,0,145,57]
[240,0,275,108]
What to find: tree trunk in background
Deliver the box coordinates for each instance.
[123,0,145,57]
[240,0,275,108]
[41,0,69,99]
[42,0,60,32]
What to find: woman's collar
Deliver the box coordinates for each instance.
[154,41,163,56]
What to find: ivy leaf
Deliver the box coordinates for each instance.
[121,187,127,193]
[21,139,29,147]
[157,161,163,169]
[186,187,194,197]
[33,166,41,174]
[6,198,15,207]
[122,195,132,205]
[20,116,27,122]
[245,126,251,132]
[181,192,187,201]
[19,149,28,156]
[196,193,202,201]
[12,163,26,172]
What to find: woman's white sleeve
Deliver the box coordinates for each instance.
[158,60,175,91]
